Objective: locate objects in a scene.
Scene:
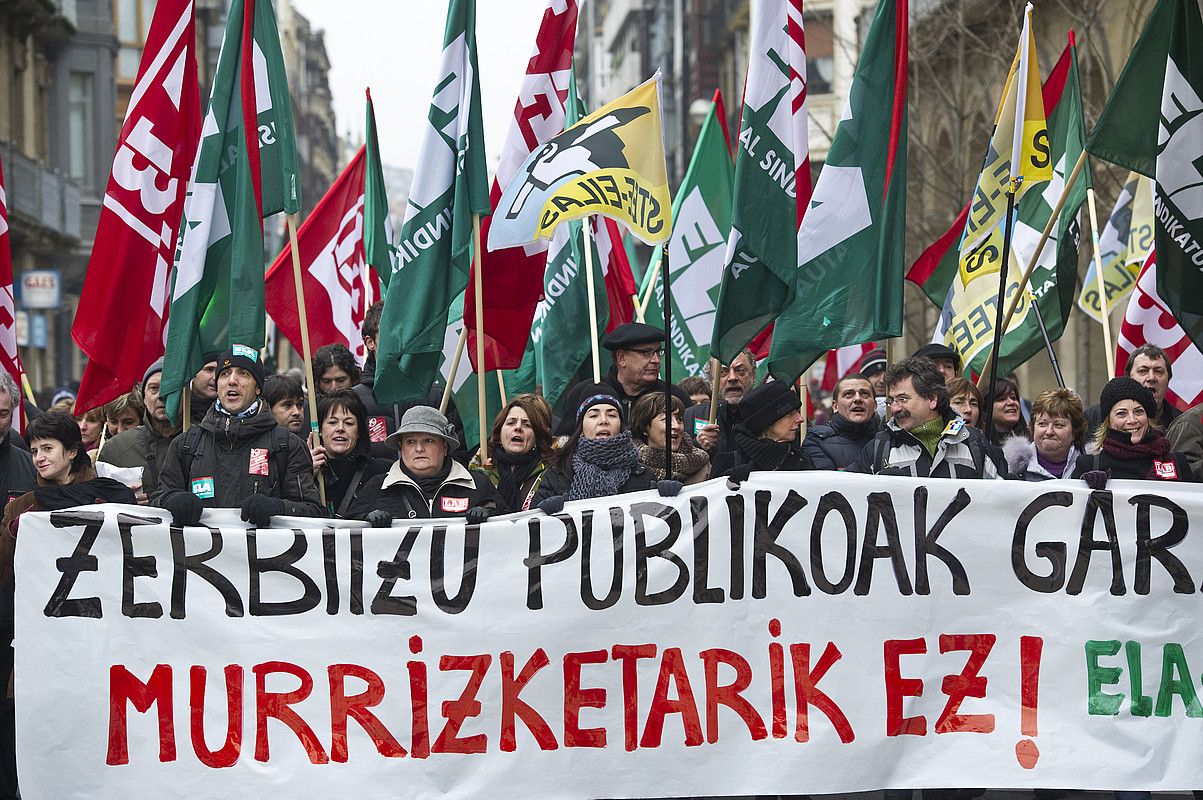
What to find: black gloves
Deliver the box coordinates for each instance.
[538,495,565,515]
[656,480,683,497]
[365,509,393,528]
[1082,469,1111,491]
[725,464,752,491]
[240,494,285,527]
[465,506,491,525]
[162,492,203,527]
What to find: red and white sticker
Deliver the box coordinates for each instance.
[368,416,388,443]
[249,448,270,476]
[1154,460,1178,479]
[440,496,469,513]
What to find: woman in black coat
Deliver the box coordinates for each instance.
[532,386,654,508]
[710,380,813,478]
[308,390,391,517]
[1071,377,1195,484]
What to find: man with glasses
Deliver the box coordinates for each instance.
[684,348,757,458]
[850,356,1005,478]
[556,323,693,436]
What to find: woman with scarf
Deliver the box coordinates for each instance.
[472,394,556,512]
[532,386,656,511]
[308,390,391,517]
[1071,377,1194,485]
[629,393,710,484]
[710,380,813,478]
[349,406,500,524]
[2,412,135,584]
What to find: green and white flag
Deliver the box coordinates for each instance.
[363,88,396,288]
[1076,171,1154,324]
[162,0,299,420]
[643,91,734,380]
[374,0,489,403]
[709,0,811,363]
[936,37,1088,378]
[767,0,908,381]
[441,293,502,451]
[1088,0,1203,347]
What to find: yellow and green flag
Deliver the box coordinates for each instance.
[1076,172,1154,324]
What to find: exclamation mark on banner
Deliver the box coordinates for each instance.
[1015,635,1044,769]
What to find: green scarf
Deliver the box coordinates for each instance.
[909,416,946,457]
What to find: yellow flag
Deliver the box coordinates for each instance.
[488,74,673,249]
[957,3,1051,288]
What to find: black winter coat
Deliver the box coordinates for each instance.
[353,357,469,463]
[154,405,325,517]
[802,413,882,470]
[531,461,655,505]
[347,460,501,520]
[322,450,392,517]
[683,400,742,460]
[0,433,35,506]
[709,426,813,478]
[1070,429,1195,482]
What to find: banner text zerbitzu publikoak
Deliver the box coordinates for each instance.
[13,474,1203,799]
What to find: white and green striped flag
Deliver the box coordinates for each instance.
[161,0,299,420]
[374,0,490,404]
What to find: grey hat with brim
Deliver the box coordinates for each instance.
[385,405,459,450]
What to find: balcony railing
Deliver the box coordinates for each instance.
[0,143,83,242]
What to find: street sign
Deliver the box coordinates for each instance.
[19,270,61,309]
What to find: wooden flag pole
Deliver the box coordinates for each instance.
[440,326,467,415]
[582,220,602,383]
[797,373,808,441]
[472,214,489,464]
[287,213,327,508]
[975,148,1088,387]
[497,369,508,407]
[707,357,721,425]
[181,388,191,433]
[1086,188,1116,379]
[636,245,663,321]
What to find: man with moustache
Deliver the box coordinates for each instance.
[802,373,882,470]
[850,357,1006,478]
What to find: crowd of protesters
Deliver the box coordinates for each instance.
[0,303,1201,797]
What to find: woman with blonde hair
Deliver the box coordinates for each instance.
[1071,377,1194,485]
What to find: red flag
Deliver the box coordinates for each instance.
[820,342,877,393]
[0,157,27,433]
[72,0,200,414]
[1117,252,1203,411]
[265,147,380,363]
[466,0,577,373]
[600,219,637,332]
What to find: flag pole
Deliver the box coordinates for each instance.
[582,219,602,383]
[1029,298,1066,387]
[975,148,1088,387]
[440,326,467,415]
[707,357,720,425]
[471,214,490,464]
[1085,187,1116,379]
[497,369,508,406]
[287,213,327,507]
[661,242,673,481]
[181,387,191,433]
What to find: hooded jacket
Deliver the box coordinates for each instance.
[1003,437,1081,481]
[802,413,883,471]
[154,404,324,516]
[348,459,500,520]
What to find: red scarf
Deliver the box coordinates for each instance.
[1101,428,1174,479]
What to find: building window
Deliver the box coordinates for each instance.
[68,72,94,187]
[115,0,154,80]
[805,10,834,95]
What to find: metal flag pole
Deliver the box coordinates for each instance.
[661,244,673,481]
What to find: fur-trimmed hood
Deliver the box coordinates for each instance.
[1003,436,1080,480]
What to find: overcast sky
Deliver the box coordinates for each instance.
[290,0,551,172]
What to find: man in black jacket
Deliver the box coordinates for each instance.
[803,373,882,470]
[155,346,325,526]
[684,347,756,459]
[355,301,469,462]
[556,322,693,436]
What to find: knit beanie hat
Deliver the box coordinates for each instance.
[1099,376,1155,419]
[739,380,802,436]
[215,344,266,389]
[141,356,165,393]
[574,383,624,424]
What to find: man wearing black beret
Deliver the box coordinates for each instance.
[555,322,693,436]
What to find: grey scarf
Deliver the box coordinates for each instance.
[569,431,638,501]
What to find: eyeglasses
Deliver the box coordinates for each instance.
[885,394,913,406]
[630,347,664,358]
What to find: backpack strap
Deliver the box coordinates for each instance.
[269,426,292,488]
[969,435,986,479]
[872,435,890,474]
[176,426,205,478]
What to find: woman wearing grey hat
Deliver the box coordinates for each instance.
[531,385,655,510]
[348,405,501,524]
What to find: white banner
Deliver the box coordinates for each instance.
[13,474,1203,799]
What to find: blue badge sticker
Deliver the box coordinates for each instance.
[190,476,215,499]
[942,418,965,436]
